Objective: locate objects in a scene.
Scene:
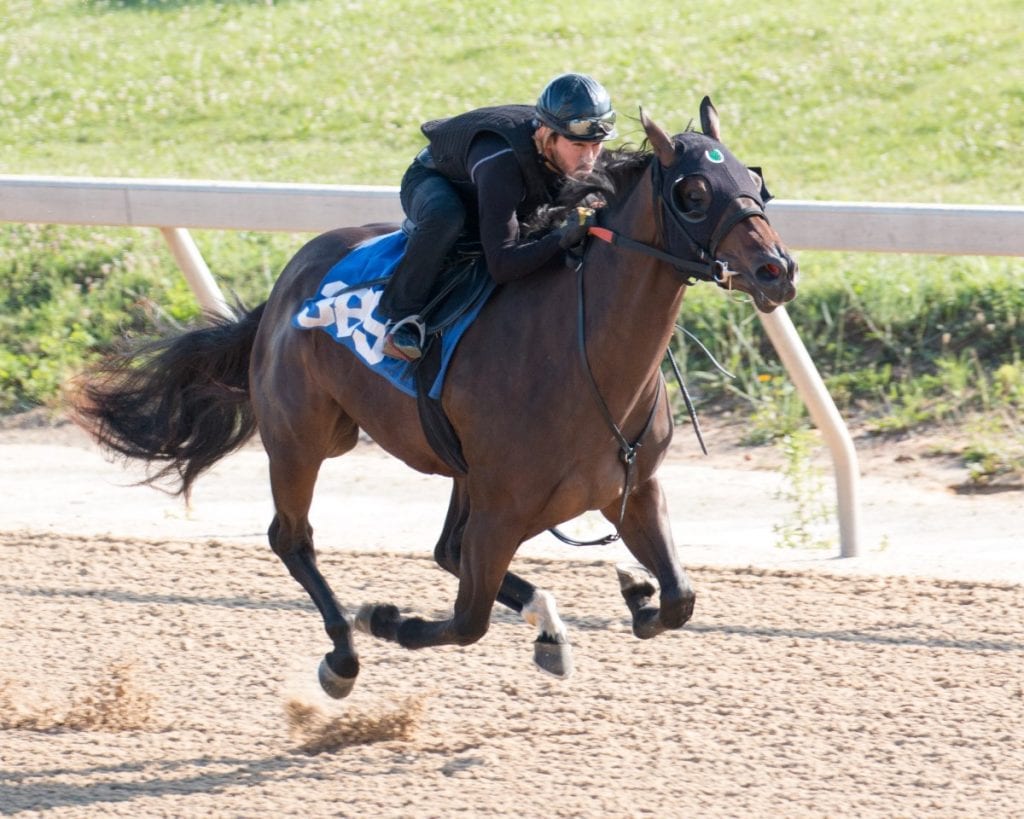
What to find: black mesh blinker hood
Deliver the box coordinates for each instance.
[658,131,772,256]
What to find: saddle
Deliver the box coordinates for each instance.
[292,231,495,476]
[409,243,492,475]
[413,237,492,338]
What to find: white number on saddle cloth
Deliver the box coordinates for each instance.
[294,280,389,365]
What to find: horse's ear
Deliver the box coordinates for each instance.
[640,106,675,167]
[700,96,721,140]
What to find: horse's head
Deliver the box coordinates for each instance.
[641,98,797,312]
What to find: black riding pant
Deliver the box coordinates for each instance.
[378,160,466,321]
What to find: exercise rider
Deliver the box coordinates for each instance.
[379,73,618,361]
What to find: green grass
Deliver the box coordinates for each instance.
[3,0,1021,199]
[675,252,1024,432]
[1,0,1023,447]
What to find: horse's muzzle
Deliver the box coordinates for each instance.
[748,247,798,312]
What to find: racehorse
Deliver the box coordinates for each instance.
[72,99,797,698]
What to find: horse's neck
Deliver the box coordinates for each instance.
[583,172,686,401]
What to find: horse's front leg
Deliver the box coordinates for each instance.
[603,475,696,639]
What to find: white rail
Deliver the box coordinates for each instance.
[767,200,1024,256]
[4,175,1023,558]
[0,175,404,232]
[4,176,1022,253]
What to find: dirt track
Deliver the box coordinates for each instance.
[2,529,1022,817]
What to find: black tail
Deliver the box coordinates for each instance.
[71,303,267,498]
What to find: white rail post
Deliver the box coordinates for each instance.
[758,306,861,558]
[159,227,234,320]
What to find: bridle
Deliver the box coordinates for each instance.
[548,152,768,547]
[589,152,770,285]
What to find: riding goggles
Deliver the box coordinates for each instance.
[560,110,617,139]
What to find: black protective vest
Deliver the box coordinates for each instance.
[420,104,554,218]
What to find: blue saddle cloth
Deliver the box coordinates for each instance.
[292,230,495,399]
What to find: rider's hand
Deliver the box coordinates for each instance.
[557,206,596,249]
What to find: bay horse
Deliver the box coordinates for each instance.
[72,99,797,698]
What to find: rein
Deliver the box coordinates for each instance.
[586,225,729,285]
[547,261,664,547]
[588,158,768,287]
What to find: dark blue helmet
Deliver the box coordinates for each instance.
[535,73,617,142]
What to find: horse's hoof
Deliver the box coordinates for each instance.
[616,563,657,598]
[353,604,375,635]
[632,607,666,640]
[354,603,401,641]
[317,656,357,699]
[533,637,574,679]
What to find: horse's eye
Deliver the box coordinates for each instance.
[672,176,712,221]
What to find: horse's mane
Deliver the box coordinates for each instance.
[523,143,653,236]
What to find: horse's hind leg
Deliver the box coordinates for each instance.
[605,476,696,639]
[432,482,536,612]
[357,510,538,662]
[424,483,572,677]
[266,434,360,699]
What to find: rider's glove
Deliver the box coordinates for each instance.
[557,206,597,249]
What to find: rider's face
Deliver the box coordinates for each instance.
[548,135,603,178]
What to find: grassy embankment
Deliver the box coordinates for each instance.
[1,0,1021,475]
